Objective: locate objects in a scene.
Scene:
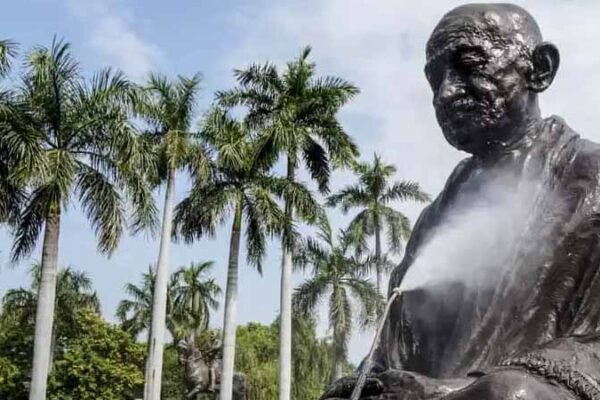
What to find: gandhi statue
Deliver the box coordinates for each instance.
[322,3,600,400]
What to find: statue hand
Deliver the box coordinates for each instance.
[440,369,576,400]
[319,375,384,399]
[320,369,432,399]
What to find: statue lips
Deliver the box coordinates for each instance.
[444,98,480,118]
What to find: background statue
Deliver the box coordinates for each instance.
[179,336,246,399]
[323,3,600,400]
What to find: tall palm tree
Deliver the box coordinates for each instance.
[171,261,221,341]
[134,72,209,400]
[1,264,100,369]
[3,39,156,400]
[293,222,383,383]
[174,107,320,400]
[327,153,430,294]
[217,46,359,400]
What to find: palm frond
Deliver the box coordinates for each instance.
[75,162,124,255]
[173,182,234,242]
[345,278,382,328]
[326,184,369,213]
[382,180,431,203]
[344,209,375,254]
[242,194,268,274]
[302,135,330,193]
[0,39,17,78]
[293,273,329,316]
[11,185,60,262]
[380,206,412,254]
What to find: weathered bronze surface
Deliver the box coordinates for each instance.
[322,3,600,399]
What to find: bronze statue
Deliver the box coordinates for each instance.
[322,3,600,399]
[179,337,246,399]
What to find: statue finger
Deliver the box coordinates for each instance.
[320,376,384,399]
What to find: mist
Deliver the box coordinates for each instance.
[398,167,554,293]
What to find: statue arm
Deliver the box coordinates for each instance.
[441,336,600,400]
[495,335,600,399]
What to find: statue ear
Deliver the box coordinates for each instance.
[528,42,560,92]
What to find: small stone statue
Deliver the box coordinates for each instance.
[322,3,600,400]
[179,337,246,399]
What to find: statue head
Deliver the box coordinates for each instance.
[425,3,560,155]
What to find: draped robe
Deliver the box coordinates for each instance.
[376,116,600,398]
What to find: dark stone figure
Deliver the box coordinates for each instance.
[322,3,600,400]
[179,338,246,399]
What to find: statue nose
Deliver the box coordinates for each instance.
[437,72,464,103]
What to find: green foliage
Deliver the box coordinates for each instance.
[233,317,343,400]
[236,323,279,400]
[0,312,33,400]
[47,309,145,400]
[161,345,186,400]
[0,356,21,399]
[0,308,145,400]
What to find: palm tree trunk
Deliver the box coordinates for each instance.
[374,216,382,296]
[143,326,152,399]
[48,325,56,374]
[219,195,243,400]
[29,208,61,400]
[145,167,176,400]
[329,303,343,385]
[278,157,295,400]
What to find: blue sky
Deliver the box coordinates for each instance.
[2,0,600,363]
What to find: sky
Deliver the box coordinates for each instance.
[2,0,600,364]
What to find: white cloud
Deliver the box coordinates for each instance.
[64,0,161,78]
[222,0,600,363]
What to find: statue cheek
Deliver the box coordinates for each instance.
[468,76,499,104]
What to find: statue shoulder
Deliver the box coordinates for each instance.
[560,126,600,181]
[544,116,600,179]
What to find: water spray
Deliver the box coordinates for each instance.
[350,287,403,400]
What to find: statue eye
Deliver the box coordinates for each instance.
[454,50,487,72]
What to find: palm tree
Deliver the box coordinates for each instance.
[116,265,160,339]
[117,263,178,400]
[171,261,221,341]
[327,153,430,294]
[293,223,383,384]
[217,46,359,400]
[174,107,320,400]
[134,72,209,400]
[118,263,221,343]
[118,263,220,400]
[3,39,156,400]
[1,264,100,370]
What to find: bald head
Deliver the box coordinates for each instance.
[427,3,543,62]
[424,3,560,156]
